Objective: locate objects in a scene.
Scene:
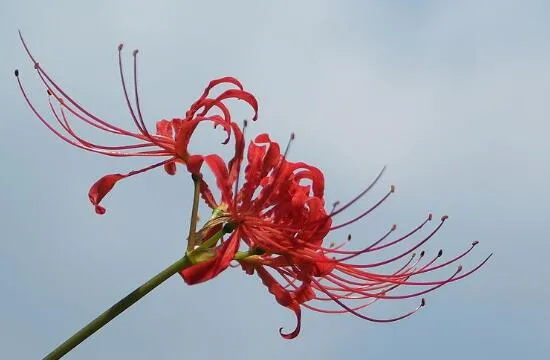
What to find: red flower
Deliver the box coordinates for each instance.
[182,130,492,339]
[15,33,257,214]
[17,35,490,340]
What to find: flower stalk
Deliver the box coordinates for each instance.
[43,174,225,359]
[43,254,192,360]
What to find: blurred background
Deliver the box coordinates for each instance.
[1,1,548,359]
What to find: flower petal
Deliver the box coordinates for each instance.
[87,160,171,214]
[204,154,232,204]
[180,230,240,285]
[256,265,302,339]
[88,174,126,215]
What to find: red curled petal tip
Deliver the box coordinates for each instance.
[278,307,301,340]
[88,174,126,215]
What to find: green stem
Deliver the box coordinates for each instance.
[43,255,192,360]
[186,174,201,252]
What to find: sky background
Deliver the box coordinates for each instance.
[1,0,549,359]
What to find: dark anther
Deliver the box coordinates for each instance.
[14,69,19,77]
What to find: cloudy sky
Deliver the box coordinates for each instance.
[1,1,549,359]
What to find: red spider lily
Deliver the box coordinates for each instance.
[181,130,492,339]
[15,33,257,214]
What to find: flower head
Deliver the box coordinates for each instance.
[15,32,257,214]
[182,129,492,339]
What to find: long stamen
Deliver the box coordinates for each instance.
[47,93,161,152]
[18,32,141,138]
[329,166,386,218]
[312,277,426,323]
[334,224,396,261]
[349,215,448,269]
[132,49,152,137]
[330,185,394,230]
[118,44,148,137]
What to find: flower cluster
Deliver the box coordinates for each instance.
[16,34,490,339]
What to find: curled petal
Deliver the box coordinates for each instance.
[187,76,245,118]
[279,305,301,340]
[174,119,200,160]
[180,231,240,285]
[88,174,125,214]
[256,266,302,339]
[88,159,171,214]
[201,89,259,121]
[204,154,232,204]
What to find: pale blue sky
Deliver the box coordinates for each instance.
[1,1,549,359]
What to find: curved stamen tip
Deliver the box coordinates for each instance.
[118,43,124,51]
[14,69,19,77]
[421,298,426,307]
[472,240,479,246]
[457,264,463,272]
[437,249,443,257]
[133,49,139,56]
[390,184,396,193]
[441,215,449,221]
[391,224,397,231]
[420,250,425,257]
